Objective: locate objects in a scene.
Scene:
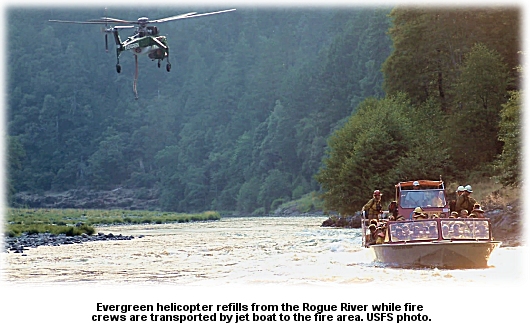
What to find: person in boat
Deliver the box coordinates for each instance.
[450,185,466,213]
[388,200,399,218]
[412,207,427,220]
[428,224,438,238]
[410,225,423,239]
[403,181,428,207]
[475,223,489,238]
[450,211,459,218]
[363,190,383,220]
[451,223,462,237]
[455,185,477,214]
[456,185,466,203]
[375,224,386,244]
[472,204,486,218]
[442,224,450,237]
[366,220,379,245]
[430,191,445,207]
[460,209,469,218]
[401,224,411,239]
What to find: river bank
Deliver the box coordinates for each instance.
[3,231,142,254]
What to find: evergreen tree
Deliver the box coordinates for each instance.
[449,43,510,167]
[495,90,521,186]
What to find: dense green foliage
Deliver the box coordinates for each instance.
[7,7,392,214]
[315,94,450,214]
[382,8,520,109]
[495,90,521,187]
[317,7,521,214]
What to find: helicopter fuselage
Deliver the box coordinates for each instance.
[121,34,168,60]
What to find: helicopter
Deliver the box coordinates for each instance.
[50,8,236,98]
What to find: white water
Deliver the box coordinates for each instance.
[2,216,526,285]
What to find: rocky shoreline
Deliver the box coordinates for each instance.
[4,231,144,255]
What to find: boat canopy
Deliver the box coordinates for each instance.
[396,180,444,189]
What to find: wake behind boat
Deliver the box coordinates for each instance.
[362,179,501,269]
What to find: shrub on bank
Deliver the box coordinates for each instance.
[5,222,95,237]
[4,208,221,236]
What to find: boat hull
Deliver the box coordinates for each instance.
[370,241,501,269]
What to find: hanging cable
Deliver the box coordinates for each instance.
[133,54,139,99]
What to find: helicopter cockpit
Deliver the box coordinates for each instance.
[138,26,159,37]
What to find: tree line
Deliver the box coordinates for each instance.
[7,6,521,215]
[316,7,521,215]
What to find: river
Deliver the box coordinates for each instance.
[2,216,526,285]
[1,216,527,334]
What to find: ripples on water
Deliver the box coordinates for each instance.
[2,216,526,286]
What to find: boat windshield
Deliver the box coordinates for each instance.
[388,219,490,242]
[440,219,490,239]
[389,220,439,242]
[399,189,446,209]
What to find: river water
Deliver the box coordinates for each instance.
[2,216,526,285]
[1,216,527,334]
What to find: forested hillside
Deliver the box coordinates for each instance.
[7,7,392,214]
[316,7,521,215]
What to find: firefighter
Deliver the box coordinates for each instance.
[455,185,477,214]
[362,190,383,220]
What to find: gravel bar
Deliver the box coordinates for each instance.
[3,231,144,255]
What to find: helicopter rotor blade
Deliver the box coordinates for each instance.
[50,9,236,26]
[91,17,135,24]
[148,12,197,23]
[49,18,134,25]
[179,9,237,19]
[149,9,235,23]
[49,19,111,24]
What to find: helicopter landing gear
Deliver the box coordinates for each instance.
[116,64,121,73]
[157,60,161,68]
[166,63,171,72]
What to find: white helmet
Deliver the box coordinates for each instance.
[457,185,465,192]
[465,185,473,193]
